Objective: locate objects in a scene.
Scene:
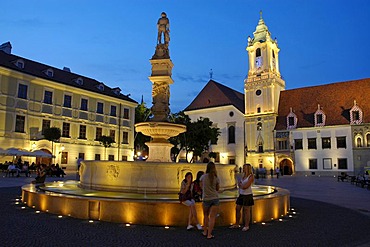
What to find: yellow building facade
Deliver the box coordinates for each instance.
[0,42,137,169]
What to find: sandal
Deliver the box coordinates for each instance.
[242,226,249,231]
[202,232,207,237]
[229,224,241,229]
[207,235,215,239]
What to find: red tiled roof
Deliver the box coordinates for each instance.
[275,78,370,130]
[184,80,244,112]
[0,50,137,103]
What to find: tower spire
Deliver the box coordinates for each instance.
[260,10,263,19]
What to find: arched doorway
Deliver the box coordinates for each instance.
[36,149,52,165]
[279,159,293,175]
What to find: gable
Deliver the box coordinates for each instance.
[185,80,244,113]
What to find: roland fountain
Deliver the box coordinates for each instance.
[21,12,290,227]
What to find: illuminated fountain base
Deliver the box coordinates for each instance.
[21,161,290,226]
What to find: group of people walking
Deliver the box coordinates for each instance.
[179,162,254,239]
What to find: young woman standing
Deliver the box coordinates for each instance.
[229,163,254,231]
[200,162,220,239]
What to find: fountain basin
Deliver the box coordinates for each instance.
[79,161,237,193]
[21,181,290,226]
[21,161,290,226]
[135,122,186,142]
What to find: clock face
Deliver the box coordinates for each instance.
[255,57,262,68]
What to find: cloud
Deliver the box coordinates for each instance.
[175,73,208,84]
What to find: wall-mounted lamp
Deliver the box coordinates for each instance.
[32,142,37,150]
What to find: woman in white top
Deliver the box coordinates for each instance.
[229,163,254,231]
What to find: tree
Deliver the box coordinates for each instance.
[98,135,115,160]
[134,101,152,158]
[43,127,61,164]
[169,112,220,163]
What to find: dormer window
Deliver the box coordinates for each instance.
[14,59,24,69]
[97,83,105,91]
[350,100,363,125]
[286,107,297,130]
[45,68,54,77]
[75,77,84,86]
[112,87,121,95]
[314,104,326,127]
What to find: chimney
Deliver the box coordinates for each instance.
[63,67,71,72]
[0,42,12,54]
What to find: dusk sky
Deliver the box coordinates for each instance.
[1,1,369,112]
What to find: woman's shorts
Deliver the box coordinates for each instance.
[182,199,195,206]
[203,199,220,208]
[236,194,254,206]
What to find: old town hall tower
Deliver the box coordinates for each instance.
[244,12,285,169]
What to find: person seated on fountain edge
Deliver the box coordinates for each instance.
[179,172,202,231]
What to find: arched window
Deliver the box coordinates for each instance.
[272,50,275,58]
[228,126,235,144]
[357,137,362,148]
[367,134,370,147]
[257,107,261,113]
[258,141,264,153]
[256,48,261,57]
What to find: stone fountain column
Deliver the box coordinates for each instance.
[135,12,186,162]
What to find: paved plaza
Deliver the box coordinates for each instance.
[0,172,369,247]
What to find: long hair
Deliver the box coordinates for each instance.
[183,172,193,183]
[206,162,217,184]
[195,171,204,183]
[244,163,253,178]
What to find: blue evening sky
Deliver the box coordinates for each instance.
[1,1,369,112]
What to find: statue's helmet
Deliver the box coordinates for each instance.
[161,12,167,17]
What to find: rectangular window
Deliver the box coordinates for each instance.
[308,138,317,149]
[317,114,323,124]
[288,116,295,126]
[15,115,25,132]
[62,122,70,137]
[96,127,102,140]
[352,111,360,121]
[277,140,288,150]
[122,155,128,161]
[338,158,348,169]
[79,125,87,139]
[110,105,117,116]
[44,91,53,104]
[323,158,332,170]
[42,119,51,135]
[63,95,72,108]
[18,84,28,99]
[109,129,115,141]
[81,98,88,111]
[337,136,346,149]
[108,155,114,161]
[122,131,128,144]
[123,108,130,119]
[61,152,68,164]
[97,102,104,114]
[294,139,303,150]
[95,154,101,160]
[309,159,318,169]
[322,137,331,149]
[78,153,85,160]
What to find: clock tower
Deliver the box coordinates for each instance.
[244,12,285,170]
